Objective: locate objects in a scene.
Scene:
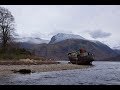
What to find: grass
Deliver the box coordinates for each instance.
[0,44,58,65]
[0,48,59,65]
[0,53,48,61]
[0,47,46,61]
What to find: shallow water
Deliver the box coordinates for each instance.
[0,61,120,85]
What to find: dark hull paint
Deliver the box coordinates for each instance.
[69,55,94,65]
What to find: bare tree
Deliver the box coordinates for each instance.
[0,6,15,52]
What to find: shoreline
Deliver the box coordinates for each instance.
[0,64,90,76]
[0,60,59,65]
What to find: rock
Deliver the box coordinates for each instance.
[12,69,32,74]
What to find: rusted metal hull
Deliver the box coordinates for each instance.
[68,54,94,65]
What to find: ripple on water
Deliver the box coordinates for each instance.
[1,61,120,85]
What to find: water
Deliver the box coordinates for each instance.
[0,61,120,85]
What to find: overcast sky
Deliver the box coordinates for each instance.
[1,5,120,48]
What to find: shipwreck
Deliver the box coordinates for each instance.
[68,49,94,65]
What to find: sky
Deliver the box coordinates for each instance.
[0,5,120,48]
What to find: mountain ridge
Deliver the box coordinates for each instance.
[29,38,118,61]
[49,33,85,44]
[15,33,119,61]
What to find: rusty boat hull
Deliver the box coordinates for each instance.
[68,53,94,65]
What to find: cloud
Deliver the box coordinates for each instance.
[88,30,111,39]
[49,30,73,36]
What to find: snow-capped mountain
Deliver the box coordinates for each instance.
[15,37,49,44]
[90,40,104,44]
[49,33,85,44]
[16,33,118,60]
[33,34,118,60]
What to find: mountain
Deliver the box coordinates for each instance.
[18,33,119,61]
[104,55,120,61]
[30,39,118,61]
[113,49,120,55]
[28,33,118,60]
[15,37,49,44]
[49,33,85,44]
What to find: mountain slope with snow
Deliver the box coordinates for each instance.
[49,33,85,44]
[18,33,119,61]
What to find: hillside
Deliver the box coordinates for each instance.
[113,49,120,55]
[17,33,119,61]
[104,55,120,61]
[23,39,118,61]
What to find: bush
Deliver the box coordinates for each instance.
[0,47,33,60]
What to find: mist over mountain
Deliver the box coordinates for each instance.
[112,46,120,50]
[15,37,49,44]
[101,40,120,50]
